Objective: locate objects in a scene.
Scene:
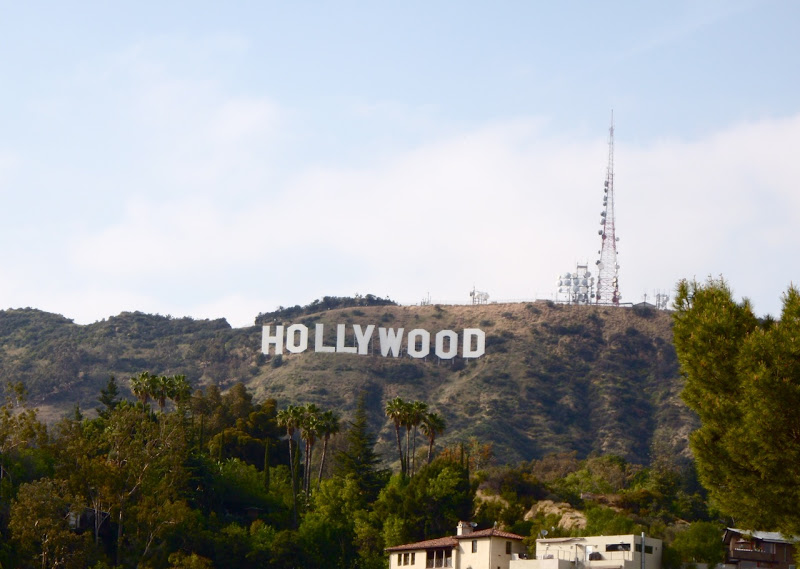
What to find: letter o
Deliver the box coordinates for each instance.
[286,324,309,353]
[435,330,458,359]
[407,329,430,359]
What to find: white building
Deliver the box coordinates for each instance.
[510,535,662,569]
[386,521,527,569]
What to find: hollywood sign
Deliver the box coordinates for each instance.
[262,324,486,359]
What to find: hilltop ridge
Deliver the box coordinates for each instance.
[0,301,694,466]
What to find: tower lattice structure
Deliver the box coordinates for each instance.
[595,117,621,306]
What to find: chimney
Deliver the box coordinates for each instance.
[457,521,473,536]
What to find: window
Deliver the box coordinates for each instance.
[411,553,415,565]
[426,550,452,568]
[472,540,478,553]
[506,542,512,554]
[635,544,653,554]
[606,543,631,552]
[404,553,410,565]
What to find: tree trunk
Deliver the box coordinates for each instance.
[288,435,298,525]
[393,424,405,476]
[317,437,329,490]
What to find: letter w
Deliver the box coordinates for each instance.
[378,327,404,357]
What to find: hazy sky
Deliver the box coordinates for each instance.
[1,1,798,327]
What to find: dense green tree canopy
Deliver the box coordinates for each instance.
[0,366,728,568]
[673,278,800,535]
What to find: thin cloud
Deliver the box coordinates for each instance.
[62,111,800,326]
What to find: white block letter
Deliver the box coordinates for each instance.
[315,324,335,353]
[353,324,375,355]
[286,324,309,354]
[378,327,405,357]
[435,330,458,359]
[462,328,486,358]
[336,323,357,353]
[262,325,284,355]
[407,329,430,359]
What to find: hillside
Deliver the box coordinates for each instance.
[0,301,695,466]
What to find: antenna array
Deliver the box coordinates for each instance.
[595,114,621,306]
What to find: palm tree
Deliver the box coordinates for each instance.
[385,397,408,476]
[300,403,320,498]
[316,410,341,490]
[409,401,428,476]
[401,400,414,476]
[420,411,446,464]
[151,375,170,413]
[276,404,303,522]
[168,375,191,409]
[129,371,153,406]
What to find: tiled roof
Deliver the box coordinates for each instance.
[386,528,524,552]
[386,537,458,552]
[455,528,524,541]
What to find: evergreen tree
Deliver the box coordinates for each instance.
[335,394,387,503]
[96,375,121,418]
[673,278,800,535]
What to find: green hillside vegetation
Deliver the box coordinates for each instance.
[5,286,795,568]
[0,377,721,569]
[0,300,693,467]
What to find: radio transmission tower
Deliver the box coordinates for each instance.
[595,114,621,306]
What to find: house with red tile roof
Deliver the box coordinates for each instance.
[386,521,527,569]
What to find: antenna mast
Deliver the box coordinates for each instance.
[595,113,621,306]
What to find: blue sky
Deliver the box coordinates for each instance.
[1,1,799,327]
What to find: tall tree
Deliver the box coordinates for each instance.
[673,278,800,535]
[130,371,154,406]
[277,404,303,523]
[300,403,320,499]
[401,401,414,477]
[336,394,386,503]
[97,375,121,418]
[316,409,341,490]
[384,397,408,476]
[408,401,428,476]
[420,411,446,465]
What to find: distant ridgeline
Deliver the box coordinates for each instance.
[255,294,397,324]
